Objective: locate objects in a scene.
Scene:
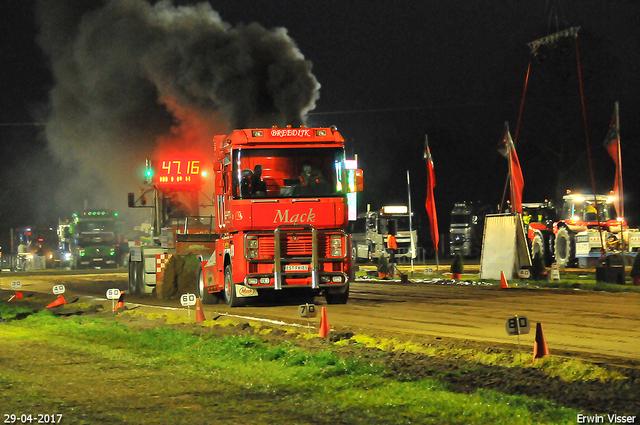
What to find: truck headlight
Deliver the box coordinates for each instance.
[246,237,259,259]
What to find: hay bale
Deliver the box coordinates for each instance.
[158,255,184,299]
[177,254,200,295]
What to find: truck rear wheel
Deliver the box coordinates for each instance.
[554,227,575,268]
[128,256,139,295]
[198,268,216,305]
[224,265,245,307]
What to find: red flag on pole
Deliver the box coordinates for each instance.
[498,122,524,215]
[424,136,439,251]
[603,101,623,219]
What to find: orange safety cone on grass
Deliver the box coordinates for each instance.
[8,291,24,302]
[318,306,330,338]
[195,298,206,323]
[532,322,550,362]
[114,293,124,312]
[500,271,509,289]
[9,291,24,302]
[46,295,66,308]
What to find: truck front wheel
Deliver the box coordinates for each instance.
[198,268,216,305]
[554,227,575,268]
[224,265,245,307]
[325,282,349,304]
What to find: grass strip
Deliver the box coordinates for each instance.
[0,307,581,424]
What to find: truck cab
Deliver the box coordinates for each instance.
[350,205,417,263]
[201,127,363,306]
[449,202,494,257]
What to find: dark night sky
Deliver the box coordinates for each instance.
[1,0,639,252]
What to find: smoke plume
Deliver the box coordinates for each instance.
[35,0,320,215]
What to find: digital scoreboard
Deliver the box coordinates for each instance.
[155,159,203,185]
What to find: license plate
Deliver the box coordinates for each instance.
[284,265,308,272]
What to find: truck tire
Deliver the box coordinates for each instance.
[128,256,139,295]
[351,244,358,264]
[554,227,575,268]
[224,265,245,307]
[325,282,349,304]
[198,267,216,305]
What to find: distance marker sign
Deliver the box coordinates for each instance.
[11,281,22,290]
[180,294,197,307]
[298,303,317,318]
[52,285,65,295]
[505,316,530,336]
[106,288,121,300]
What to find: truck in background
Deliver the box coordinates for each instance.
[350,205,417,263]
[128,126,363,307]
[449,202,495,258]
[57,210,124,269]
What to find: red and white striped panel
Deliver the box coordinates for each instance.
[155,254,173,284]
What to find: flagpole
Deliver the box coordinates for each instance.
[615,102,625,250]
[406,170,415,275]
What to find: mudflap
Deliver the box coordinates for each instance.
[236,284,259,298]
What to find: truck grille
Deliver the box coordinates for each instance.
[255,233,336,258]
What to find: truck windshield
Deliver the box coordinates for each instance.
[77,221,115,235]
[379,216,412,233]
[232,148,347,199]
[450,214,470,225]
[562,201,617,222]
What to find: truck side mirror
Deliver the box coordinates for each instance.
[354,169,363,192]
[214,173,224,195]
[128,193,135,208]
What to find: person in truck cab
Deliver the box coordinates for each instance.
[251,165,267,197]
[299,161,325,186]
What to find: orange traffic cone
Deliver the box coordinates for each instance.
[195,298,206,323]
[318,306,330,338]
[532,322,550,362]
[114,293,124,312]
[8,291,24,302]
[500,271,509,289]
[46,295,67,309]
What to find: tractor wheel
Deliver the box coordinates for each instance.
[531,234,545,263]
[224,265,245,307]
[198,267,216,305]
[554,227,575,268]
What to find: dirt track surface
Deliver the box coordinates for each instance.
[2,269,640,416]
[2,269,639,364]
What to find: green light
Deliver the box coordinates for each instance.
[146,169,152,177]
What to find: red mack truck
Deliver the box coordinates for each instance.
[127,126,363,307]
